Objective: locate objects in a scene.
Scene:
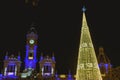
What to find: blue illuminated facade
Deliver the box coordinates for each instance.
[39,55,55,79]
[0,28,113,80]
[25,28,38,70]
[25,45,37,69]
[2,54,21,80]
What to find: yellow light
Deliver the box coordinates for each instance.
[76,8,103,80]
[60,74,66,78]
[101,74,106,77]
[29,57,33,59]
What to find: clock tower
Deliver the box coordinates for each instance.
[25,27,38,70]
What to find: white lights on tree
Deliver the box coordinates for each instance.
[78,64,84,69]
[81,43,87,47]
[76,7,102,80]
[86,63,93,67]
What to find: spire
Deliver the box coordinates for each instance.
[18,51,21,60]
[27,23,37,34]
[98,47,106,63]
[52,52,55,61]
[68,70,72,78]
[97,47,112,79]
[98,47,110,64]
[5,51,8,60]
[82,6,88,30]
[76,7,102,80]
[40,52,43,61]
[29,27,37,33]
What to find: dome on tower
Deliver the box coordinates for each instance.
[27,27,37,34]
[97,47,111,64]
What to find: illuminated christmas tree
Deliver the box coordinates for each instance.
[76,7,102,80]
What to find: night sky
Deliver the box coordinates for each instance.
[0,0,120,74]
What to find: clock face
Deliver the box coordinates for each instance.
[29,39,34,44]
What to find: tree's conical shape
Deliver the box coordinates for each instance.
[76,8,102,80]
